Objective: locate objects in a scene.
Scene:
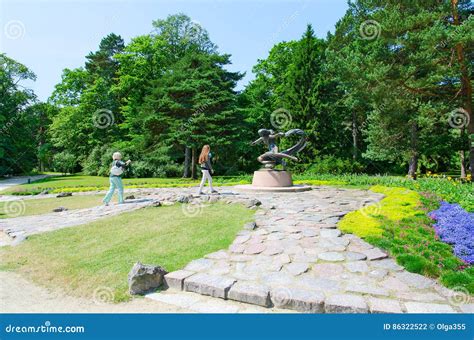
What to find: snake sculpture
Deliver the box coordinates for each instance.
[251,128,307,169]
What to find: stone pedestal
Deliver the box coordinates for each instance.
[252,170,293,187]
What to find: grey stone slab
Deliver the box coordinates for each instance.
[183,273,236,299]
[270,287,324,313]
[228,282,271,307]
[380,276,410,292]
[297,276,341,292]
[404,302,456,313]
[344,252,367,261]
[325,294,369,313]
[368,297,403,313]
[370,259,403,271]
[396,272,435,289]
[204,250,229,260]
[184,258,214,272]
[398,292,446,303]
[346,283,390,297]
[263,245,284,256]
[285,262,309,276]
[320,229,341,238]
[344,261,369,273]
[243,243,266,255]
[459,304,474,313]
[318,252,345,262]
[312,263,344,278]
[363,248,388,261]
[233,234,251,244]
[164,270,196,290]
[302,229,319,237]
[368,269,389,279]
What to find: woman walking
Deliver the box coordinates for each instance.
[198,145,218,195]
[103,152,131,205]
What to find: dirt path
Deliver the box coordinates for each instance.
[0,271,188,313]
[0,175,51,193]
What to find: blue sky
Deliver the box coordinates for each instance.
[0,0,349,101]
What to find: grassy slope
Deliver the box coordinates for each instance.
[0,195,104,218]
[0,202,254,302]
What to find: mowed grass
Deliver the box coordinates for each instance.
[0,195,104,218]
[0,202,254,302]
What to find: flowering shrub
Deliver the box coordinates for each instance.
[339,189,473,293]
[429,202,474,265]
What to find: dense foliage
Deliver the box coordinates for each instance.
[1,1,473,179]
[429,202,474,264]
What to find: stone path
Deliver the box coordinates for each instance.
[0,198,157,244]
[0,175,51,192]
[158,186,472,314]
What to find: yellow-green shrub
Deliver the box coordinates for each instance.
[338,186,421,238]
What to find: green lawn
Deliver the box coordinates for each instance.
[0,202,254,302]
[0,195,104,218]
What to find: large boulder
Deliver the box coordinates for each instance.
[128,262,168,295]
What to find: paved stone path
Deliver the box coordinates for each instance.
[0,186,471,313]
[0,198,157,244]
[159,186,471,314]
[0,175,51,192]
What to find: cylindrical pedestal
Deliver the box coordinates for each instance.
[251,170,293,187]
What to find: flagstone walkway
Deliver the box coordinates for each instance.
[156,186,472,314]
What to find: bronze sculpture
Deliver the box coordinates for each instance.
[251,128,307,169]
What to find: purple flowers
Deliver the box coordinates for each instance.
[429,202,474,264]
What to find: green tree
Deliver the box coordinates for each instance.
[0,54,38,175]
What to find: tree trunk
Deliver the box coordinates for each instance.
[191,147,197,179]
[407,122,418,179]
[352,112,358,160]
[182,146,191,178]
[451,0,474,177]
[460,150,466,178]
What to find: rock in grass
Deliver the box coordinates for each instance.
[177,194,193,204]
[56,192,72,198]
[128,262,168,295]
[246,199,262,208]
[52,206,68,212]
[125,195,135,200]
